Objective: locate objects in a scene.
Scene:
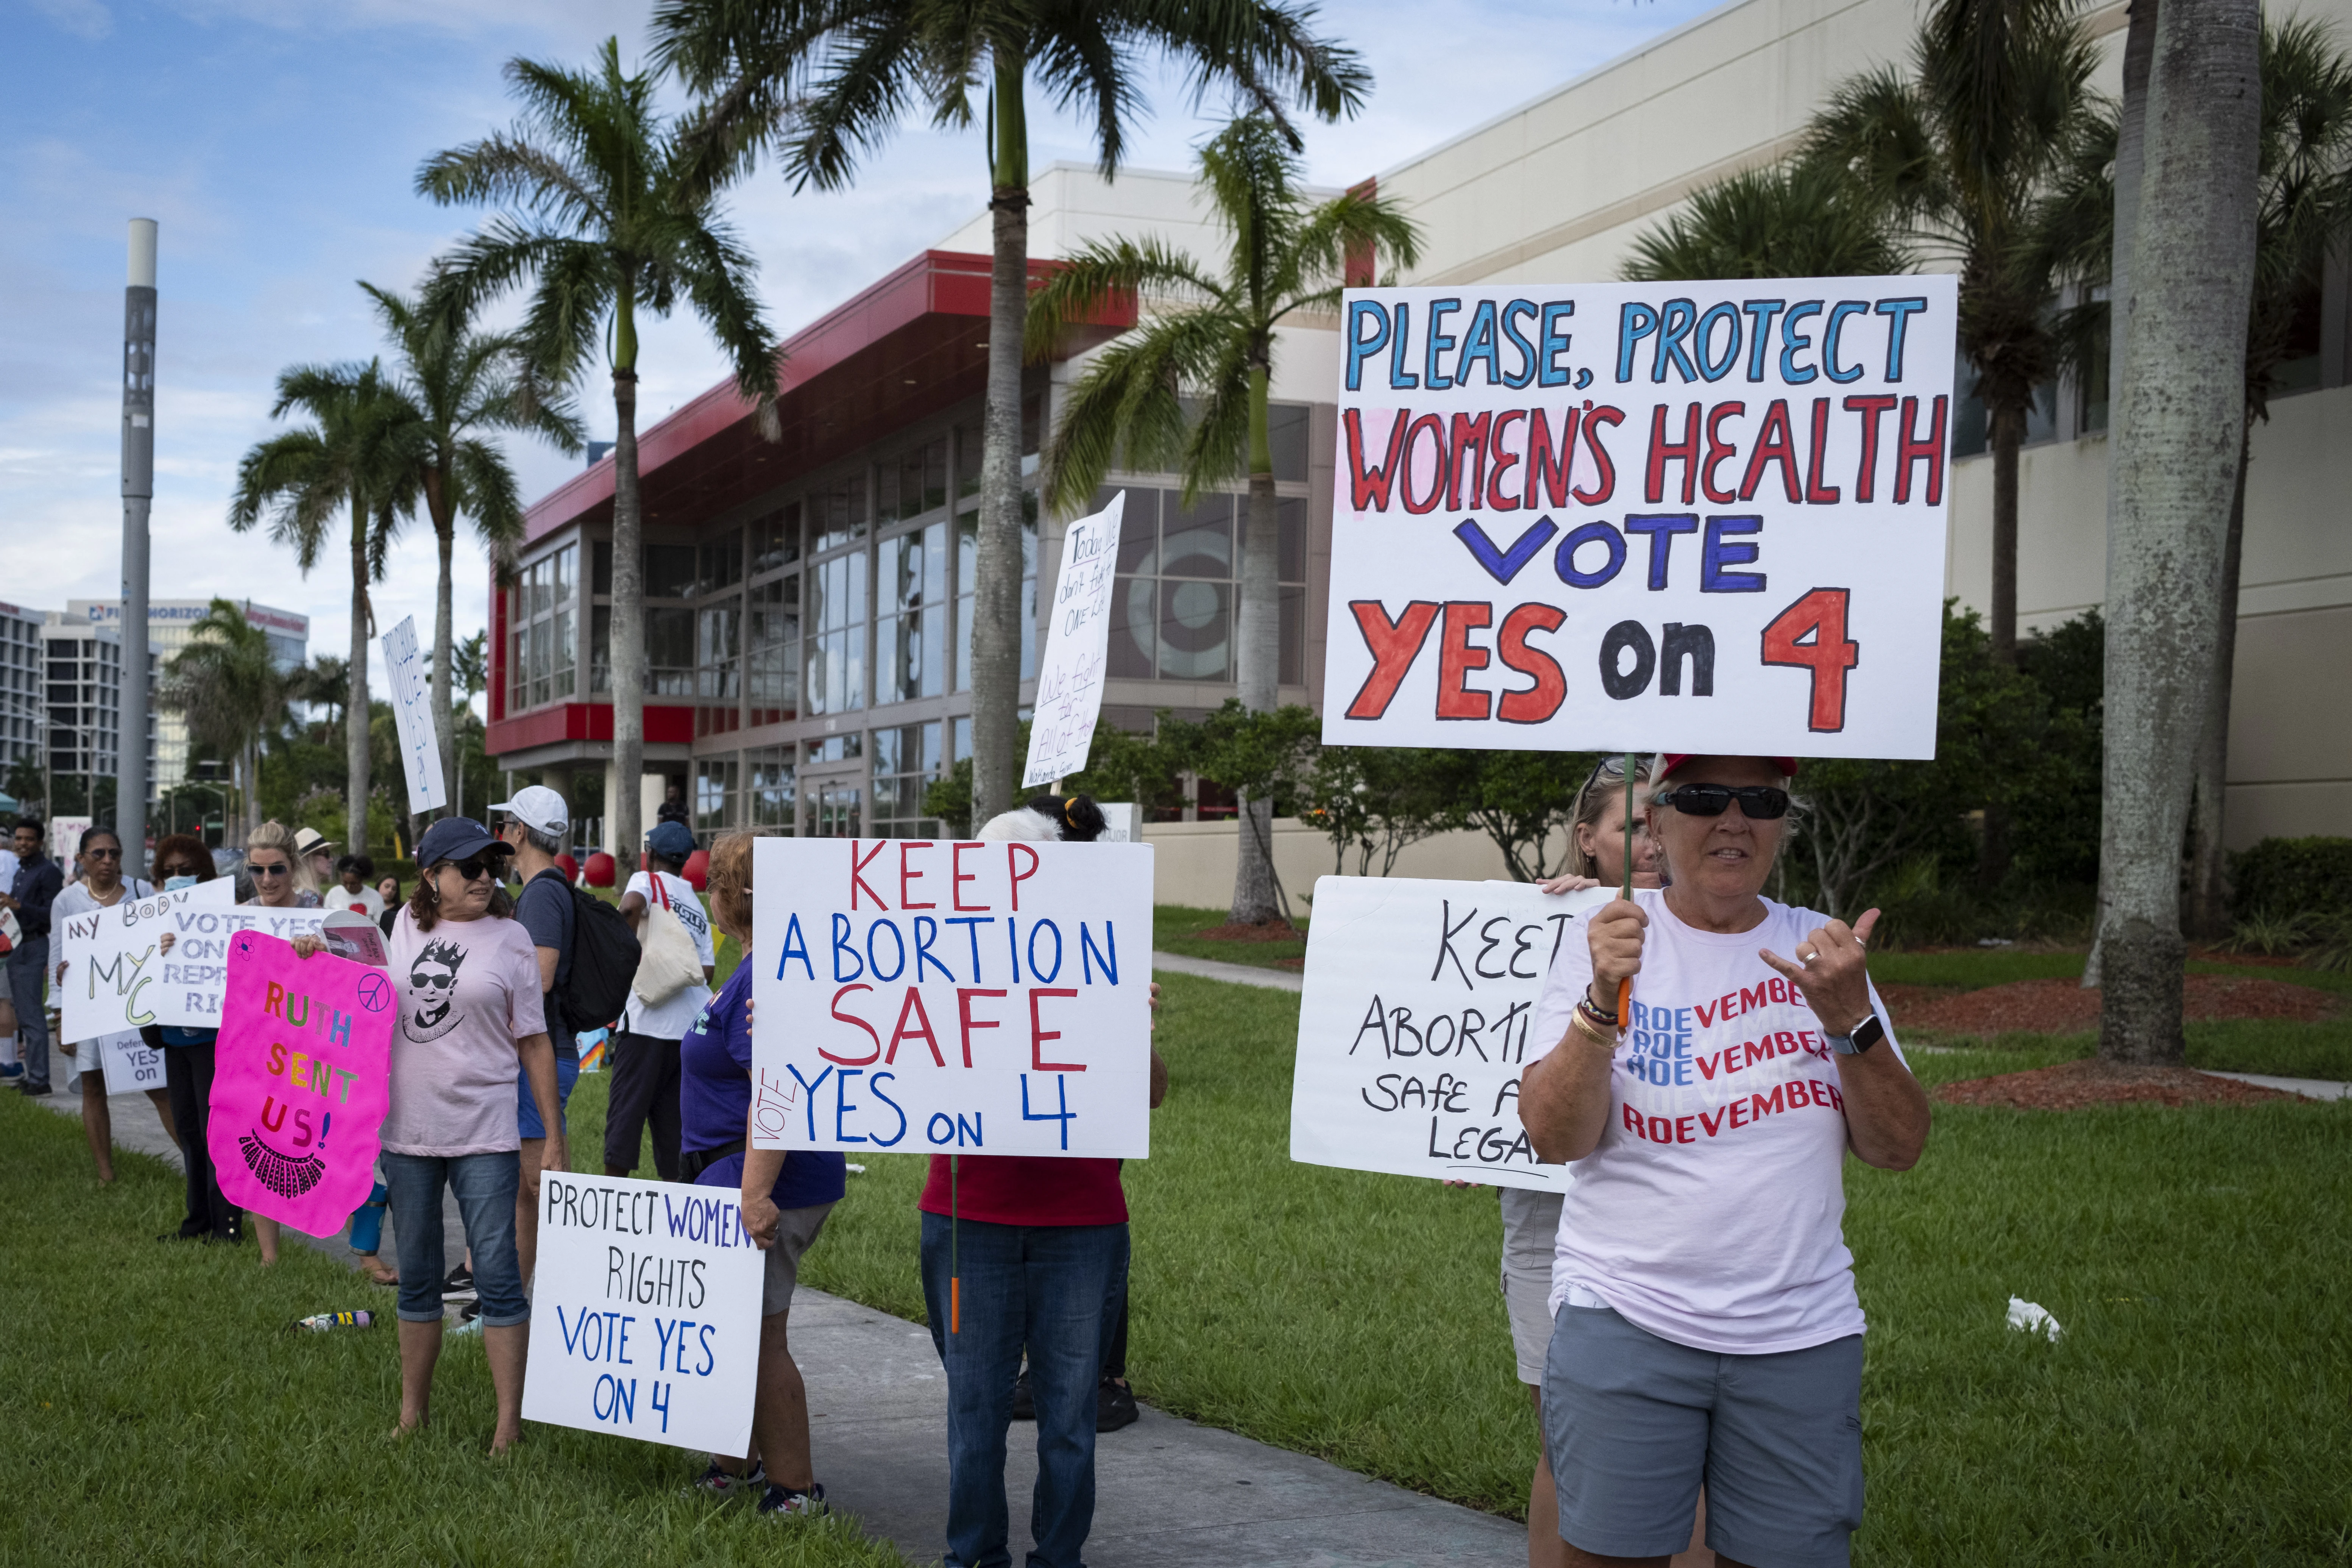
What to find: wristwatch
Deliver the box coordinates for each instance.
[1827,1014,1886,1056]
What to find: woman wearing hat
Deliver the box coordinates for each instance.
[1519,755,1928,1568]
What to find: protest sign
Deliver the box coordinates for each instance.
[1324,278,1957,759]
[1023,492,1126,789]
[59,877,236,1043]
[750,836,1156,1158]
[523,1172,765,1455]
[151,900,340,1029]
[50,817,93,866]
[207,930,394,1234]
[1290,876,1605,1189]
[381,615,448,814]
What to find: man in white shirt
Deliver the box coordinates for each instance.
[604,819,714,1182]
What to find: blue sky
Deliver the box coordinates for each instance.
[3,0,1724,704]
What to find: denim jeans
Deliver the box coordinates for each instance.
[9,938,49,1091]
[383,1150,527,1327]
[921,1213,1129,1568]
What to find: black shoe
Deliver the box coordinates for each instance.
[445,1263,476,1298]
[1009,1369,1035,1421]
[1097,1377,1139,1433]
[16,1083,51,1097]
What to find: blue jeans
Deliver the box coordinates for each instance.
[383,1150,527,1328]
[920,1213,1129,1568]
[9,938,50,1090]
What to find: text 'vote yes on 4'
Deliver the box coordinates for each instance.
[1349,899,1576,1067]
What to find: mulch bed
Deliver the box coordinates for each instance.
[1936,1059,2305,1110]
[1192,918,1302,942]
[1895,975,2331,1036]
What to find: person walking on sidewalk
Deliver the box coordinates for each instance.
[50,827,175,1183]
[492,784,584,1287]
[2,818,63,1098]
[605,819,713,1183]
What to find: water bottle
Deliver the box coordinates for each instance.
[290,1309,374,1334]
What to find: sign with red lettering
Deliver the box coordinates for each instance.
[749,837,1156,1158]
[1326,278,1957,758]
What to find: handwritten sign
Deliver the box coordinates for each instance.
[523,1172,764,1454]
[750,836,1156,1157]
[1023,492,1126,789]
[207,931,394,1234]
[59,877,236,1042]
[381,615,447,814]
[148,900,340,1029]
[1324,278,1956,758]
[1290,876,1604,1189]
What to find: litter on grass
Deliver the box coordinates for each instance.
[845,1163,867,1175]
[2006,1297,2063,1340]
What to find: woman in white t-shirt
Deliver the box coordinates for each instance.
[602,820,715,1183]
[329,854,386,921]
[49,827,174,1184]
[1519,754,1929,1568]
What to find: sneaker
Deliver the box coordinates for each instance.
[0,1063,22,1085]
[444,1263,477,1299]
[1009,1368,1035,1421]
[1097,1377,1140,1433]
[16,1082,51,1097]
[758,1482,827,1518]
[451,1301,483,1336]
[685,1460,766,1500]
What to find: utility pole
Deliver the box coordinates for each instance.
[119,218,157,867]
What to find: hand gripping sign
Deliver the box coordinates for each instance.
[1325,278,1957,760]
[751,836,1156,1158]
[207,931,394,1234]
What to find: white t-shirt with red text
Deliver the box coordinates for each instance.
[1535,888,1901,1355]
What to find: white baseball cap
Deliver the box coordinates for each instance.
[490,784,570,838]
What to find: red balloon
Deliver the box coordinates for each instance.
[681,848,710,891]
[583,851,617,889]
[554,853,580,884]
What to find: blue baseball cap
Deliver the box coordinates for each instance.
[415,816,511,868]
[646,820,697,863]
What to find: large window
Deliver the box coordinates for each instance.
[953,492,1039,691]
[746,745,796,833]
[694,757,737,839]
[1108,490,1307,685]
[749,503,801,726]
[807,549,868,715]
[871,722,944,839]
[880,521,948,703]
[507,543,577,711]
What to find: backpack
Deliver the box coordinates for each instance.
[562,886,642,1033]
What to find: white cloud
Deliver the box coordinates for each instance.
[33,0,112,42]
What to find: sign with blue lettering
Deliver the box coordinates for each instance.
[1326,277,1957,758]
[380,616,447,814]
[750,837,1157,1158]
[523,1172,765,1454]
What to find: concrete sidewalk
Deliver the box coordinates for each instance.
[1152,951,1303,992]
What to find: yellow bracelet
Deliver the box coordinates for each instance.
[1569,1005,1616,1050]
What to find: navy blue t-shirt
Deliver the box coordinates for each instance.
[680,963,846,1211]
[513,869,575,1048]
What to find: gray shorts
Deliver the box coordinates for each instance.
[1498,1187,1564,1385]
[1543,1303,1864,1567]
[763,1201,835,1317]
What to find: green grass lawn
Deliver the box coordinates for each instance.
[1151,903,1312,969]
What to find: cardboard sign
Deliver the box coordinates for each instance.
[381,615,448,814]
[93,1030,165,1093]
[523,1172,765,1455]
[1290,876,1605,1189]
[50,817,93,866]
[207,931,395,1235]
[1024,492,1126,789]
[152,900,340,1029]
[1324,278,1957,758]
[59,877,236,1042]
[750,837,1156,1158]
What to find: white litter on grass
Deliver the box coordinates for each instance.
[2007,1297,2063,1340]
[845,1163,867,1175]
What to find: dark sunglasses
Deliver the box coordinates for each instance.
[250,860,293,877]
[1659,783,1792,820]
[441,857,496,882]
[84,846,123,860]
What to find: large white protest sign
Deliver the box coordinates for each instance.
[1324,278,1957,758]
[1024,492,1126,789]
[59,877,236,1043]
[1291,877,1606,1189]
[153,897,340,1029]
[524,1172,765,1455]
[752,836,1155,1158]
[381,615,447,814]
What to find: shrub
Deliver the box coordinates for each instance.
[2229,836,2352,922]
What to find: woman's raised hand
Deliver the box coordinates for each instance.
[1586,898,1649,1001]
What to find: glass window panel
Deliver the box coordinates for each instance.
[647,545,699,598]
[702,530,742,593]
[552,608,575,699]
[593,541,612,596]
[1162,494,1233,579]
[955,420,983,499]
[747,748,796,832]
[648,606,696,695]
[749,574,800,719]
[1278,498,1307,584]
[1109,577,1155,679]
[1268,402,1309,482]
[590,606,610,693]
[920,440,948,513]
[1158,578,1230,681]
[814,478,864,551]
[555,544,576,605]
[811,781,862,839]
[1116,490,1160,574]
[695,759,737,833]
[752,502,800,572]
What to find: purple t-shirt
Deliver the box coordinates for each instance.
[680,963,845,1211]
[382,908,547,1156]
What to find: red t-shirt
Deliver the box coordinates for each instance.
[917,1155,1127,1226]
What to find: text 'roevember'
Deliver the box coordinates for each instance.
[1325,278,1957,760]
[752,836,1156,1158]
[1291,877,1604,1190]
[523,1173,765,1456]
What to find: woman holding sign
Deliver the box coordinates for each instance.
[1519,755,1928,1568]
[51,828,174,1185]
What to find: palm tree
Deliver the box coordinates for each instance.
[1804,0,2101,668]
[229,362,416,859]
[1026,115,1417,925]
[2096,0,2260,1063]
[365,281,584,816]
[161,600,288,845]
[1622,158,1911,282]
[292,653,349,737]
[419,38,781,878]
[652,0,1371,830]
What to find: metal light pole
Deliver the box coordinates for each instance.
[120,218,156,867]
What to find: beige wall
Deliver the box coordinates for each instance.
[1140,816,1567,910]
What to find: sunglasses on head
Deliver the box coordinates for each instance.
[1659,783,1792,819]
[250,860,292,877]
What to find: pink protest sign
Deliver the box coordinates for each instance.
[208,931,395,1235]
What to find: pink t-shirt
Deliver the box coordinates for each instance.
[382,907,547,1156]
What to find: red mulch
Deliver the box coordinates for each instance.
[1936,1058,2305,1110]
[1192,918,1302,942]
[1895,975,2331,1036]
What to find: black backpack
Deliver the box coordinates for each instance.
[563,886,642,1032]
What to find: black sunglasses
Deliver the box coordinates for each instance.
[441,857,496,882]
[1659,783,1792,820]
[250,860,293,877]
[84,846,123,860]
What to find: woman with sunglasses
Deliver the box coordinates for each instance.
[1518,755,1928,1568]
[50,827,175,1184]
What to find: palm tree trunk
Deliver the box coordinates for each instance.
[611,351,647,880]
[2185,419,2251,939]
[2096,0,2259,1066]
[1231,359,1282,925]
[346,497,371,859]
[429,469,456,824]
[1977,401,2024,889]
[971,52,1031,832]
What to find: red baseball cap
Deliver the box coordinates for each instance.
[1659,754,1799,780]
